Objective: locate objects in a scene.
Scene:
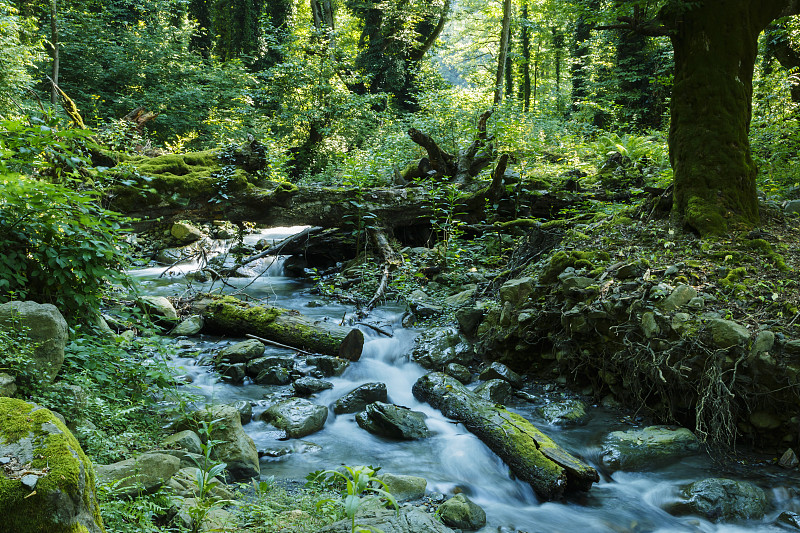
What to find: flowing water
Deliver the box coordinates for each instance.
[133,227,800,533]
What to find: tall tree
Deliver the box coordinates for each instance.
[570,0,598,114]
[494,0,512,104]
[48,0,58,105]
[520,2,531,111]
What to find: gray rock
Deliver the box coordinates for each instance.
[137,295,179,322]
[254,366,291,385]
[307,355,350,377]
[444,287,476,307]
[777,511,800,529]
[377,473,427,501]
[779,448,799,469]
[687,296,705,310]
[439,494,487,530]
[171,222,204,243]
[163,430,203,454]
[410,327,474,370]
[473,379,512,403]
[293,376,334,396]
[218,362,246,384]
[455,306,485,336]
[246,355,294,377]
[318,506,455,533]
[97,452,181,496]
[232,400,253,425]
[785,199,800,215]
[356,402,430,440]
[333,382,388,414]
[601,426,700,470]
[20,474,38,489]
[444,363,472,384]
[217,339,265,364]
[751,330,775,355]
[671,313,693,336]
[616,261,647,279]
[661,284,697,311]
[538,399,589,426]
[499,277,534,306]
[0,301,68,382]
[785,339,800,356]
[641,311,659,338]
[261,398,328,438]
[478,362,523,388]
[172,315,204,336]
[0,372,17,397]
[672,478,766,521]
[0,398,103,533]
[179,404,260,480]
[708,319,750,348]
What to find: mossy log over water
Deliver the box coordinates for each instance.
[412,372,598,500]
[193,295,363,360]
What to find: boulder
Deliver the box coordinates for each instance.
[0,372,17,397]
[670,478,766,521]
[261,398,328,438]
[444,363,472,384]
[293,376,334,396]
[751,330,775,355]
[172,315,204,336]
[410,327,473,370]
[254,366,291,385]
[163,430,203,454]
[97,452,181,497]
[0,398,104,533]
[444,287,476,307]
[661,284,697,312]
[356,402,430,440]
[137,295,179,322]
[333,383,388,414]
[377,473,427,501]
[455,306,485,336]
[217,339,265,364]
[0,301,68,382]
[538,399,589,426]
[478,362,523,388]
[307,355,350,377]
[708,319,750,349]
[318,506,455,533]
[499,277,534,306]
[785,199,800,215]
[438,494,487,530]
[171,222,204,243]
[232,400,253,425]
[180,405,260,480]
[600,426,700,471]
[246,355,294,377]
[473,379,512,403]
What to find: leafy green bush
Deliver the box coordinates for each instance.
[0,175,131,322]
[0,322,43,395]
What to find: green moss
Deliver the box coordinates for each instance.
[540,250,610,284]
[718,267,749,292]
[0,398,104,533]
[744,239,788,271]
[207,296,282,327]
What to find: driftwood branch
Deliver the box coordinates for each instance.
[365,227,402,311]
[239,226,324,267]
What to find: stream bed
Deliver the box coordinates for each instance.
[132,227,800,533]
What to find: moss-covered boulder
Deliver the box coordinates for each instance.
[669,478,767,521]
[438,493,487,530]
[600,426,700,471]
[0,398,104,533]
[96,452,180,497]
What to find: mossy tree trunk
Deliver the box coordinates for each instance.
[668,0,800,235]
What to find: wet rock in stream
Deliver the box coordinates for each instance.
[668,478,767,522]
[356,402,430,440]
[600,425,700,471]
[538,398,589,426]
[292,376,334,396]
[333,382,388,414]
[260,398,328,438]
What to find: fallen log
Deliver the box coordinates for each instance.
[192,295,364,361]
[412,372,598,500]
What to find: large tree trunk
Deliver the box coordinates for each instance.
[668,1,799,235]
[494,0,513,104]
[413,372,598,500]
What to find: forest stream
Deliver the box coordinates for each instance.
[131,226,800,533]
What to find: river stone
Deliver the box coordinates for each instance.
[708,319,750,348]
[538,399,589,426]
[641,311,659,338]
[261,398,328,438]
[163,430,203,454]
[333,382,388,414]
[499,277,534,306]
[137,295,179,323]
[751,330,775,355]
[308,355,350,376]
[232,400,253,425]
[255,366,291,385]
[218,362,247,384]
[779,448,799,468]
[671,478,767,521]
[377,473,427,501]
[0,372,17,397]
[600,425,700,471]
[318,505,455,533]
[0,398,104,533]
[180,404,260,480]
[778,511,800,529]
[0,301,68,382]
[356,402,430,440]
[439,493,487,530]
[479,362,523,388]
[661,284,697,311]
[293,376,334,396]
[97,452,181,496]
[247,355,294,377]
[166,467,235,500]
[217,339,266,364]
[171,222,204,243]
[173,315,204,336]
[411,327,474,370]
[445,363,472,384]
[444,287,476,307]
[455,306,485,336]
[473,379,512,403]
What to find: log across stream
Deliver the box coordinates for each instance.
[133,226,800,533]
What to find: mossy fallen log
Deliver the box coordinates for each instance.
[193,295,363,360]
[412,372,598,499]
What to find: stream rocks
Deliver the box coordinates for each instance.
[600,425,700,470]
[333,382,388,414]
[0,301,68,382]
[356,402,430,439]
[438,494,487,530]
[377,473,427,501]
[411,326,474,370]
[318,505,455,533]
[97,452,181,496]
[261,398,328,438]
[668,478,767,521]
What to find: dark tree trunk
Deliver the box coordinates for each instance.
[615,30,665,130]
[49,0,59,106]
[570,0,598,113]
[494,0,513,104]
[520,3,531,111]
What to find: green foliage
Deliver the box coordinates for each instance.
[235,480,338,532]
[0,1,41,116]
[310,465,398,533]
[98,484,179,533]
[0,322,43,396]
[185,416,232,533]
[425,183,467,268]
